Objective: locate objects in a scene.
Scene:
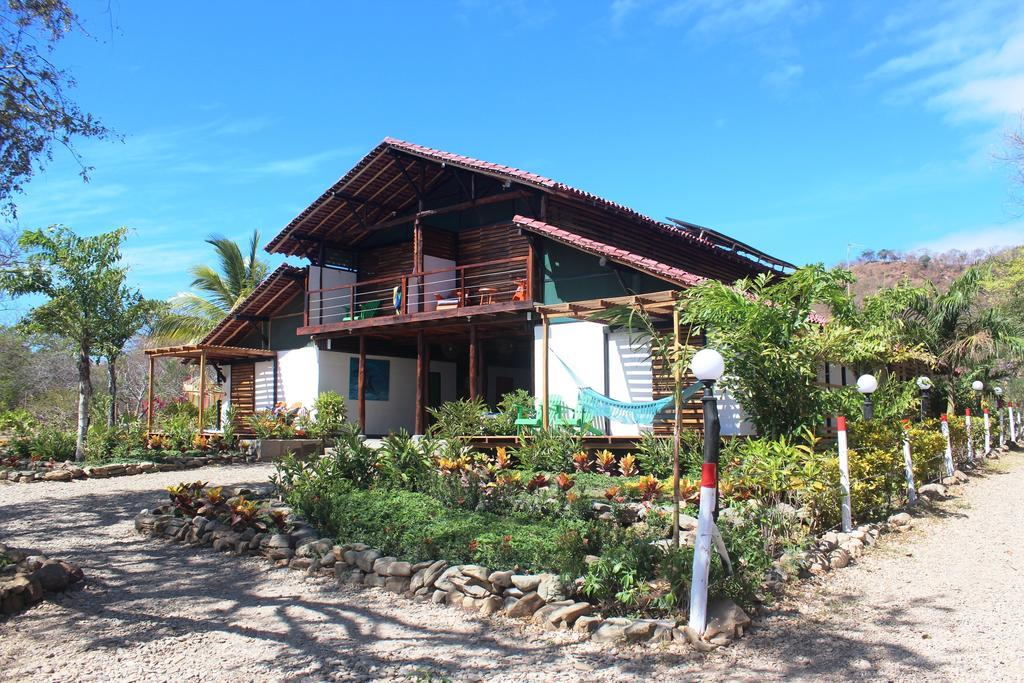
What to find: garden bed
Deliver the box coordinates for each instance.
[133,485,752,648]
[0,450,254,484]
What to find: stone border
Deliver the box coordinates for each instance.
[0,451,257,484]
[134,492,752,650]
[0,543,84,617]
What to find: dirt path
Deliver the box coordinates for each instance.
[1,454,1023,682]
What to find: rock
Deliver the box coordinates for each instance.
[488,570,513,589]
[704,598,751,640]
[840,539,864,558]
[505,590,545,618]
[503,596,520,612]
[387,561,412,577]
[384,576,411,593]
[417,560,448,591]
[42,470,73,482]
[268,547,294,561]
[574,615,602,634]
[537,573,565,602]
[953,469,969,483]
[510,574,541,592]
[479,595,503,616]
[431,589,447,604]
[829,549,851,569]
[450,575,491,598]
[434,565,463,593]
[592,620,629,644]
[289,557,312,571]
[547,601,594,627]
[372,556,397,575]
[888,512,912,528]
[651,625,675,643]
[364,572,386,588]
[460,565,490,583]
[918,483,947,498]
[340,569,364,586]
[266,534,292,549]
[819,532,839,551]
[624,620,657,643]
[355,550,382,573]
[504,587,524,599]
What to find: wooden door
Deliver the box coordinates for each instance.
[230,362,256,431]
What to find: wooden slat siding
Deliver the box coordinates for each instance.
[358,242,413,281]
[229,363,256,430]
[545,198,765,283]
[423,227,457,260]
[651,329,706,435]
[457,222,530,292]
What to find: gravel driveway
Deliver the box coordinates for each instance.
[1,454,1023,682]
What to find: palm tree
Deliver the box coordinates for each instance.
[905,266,1024,412]
[152,230,268,343]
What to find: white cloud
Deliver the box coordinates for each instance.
[658,0,814,36]
[762,62,804,90]
[870,1,1024,123]
[912,220,1024,253]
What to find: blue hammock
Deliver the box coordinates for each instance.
[576,381,705,425]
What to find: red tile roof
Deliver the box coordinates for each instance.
[512,215,707,288]
[265,138,776,268]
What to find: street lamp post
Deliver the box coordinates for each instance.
[857,374,878,420]
[916,376,933,422]
[687,348,724,636]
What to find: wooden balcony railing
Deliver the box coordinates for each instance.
[304,255,533,327]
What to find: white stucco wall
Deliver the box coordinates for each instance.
[278,347,320,408]
[317,349,456,436]
[309,265,356,324]
[716,382,757,436]
[533,319,757,437]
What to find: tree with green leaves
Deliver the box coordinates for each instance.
[902,265,1024,413]
[97,285,157,426]
[0,226,130,459]
[1,0,111,217]
[152,230,268,343]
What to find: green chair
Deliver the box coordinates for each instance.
[343,299,381,321]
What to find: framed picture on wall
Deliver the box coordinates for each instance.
[349,358,390,401]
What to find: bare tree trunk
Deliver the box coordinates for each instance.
[107,357,117,427]
[76,347,92,461]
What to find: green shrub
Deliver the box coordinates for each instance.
[29,427,76,461]
[309,391,347,440]
[514,426,580,472]
[376,429,433,490]
[427,398,488,438]
[635,429,703,479]
[0,409,37,437]
[488,389,535,435]
[161,410,198,451]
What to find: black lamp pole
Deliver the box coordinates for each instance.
[701,379,721,520]
[920,387,931,422]
[862,394,874,421]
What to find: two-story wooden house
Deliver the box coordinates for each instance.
[146,138,794,439]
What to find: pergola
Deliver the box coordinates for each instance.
[534,289,683,429]
[143,344,277,435]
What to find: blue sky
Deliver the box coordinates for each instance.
[6,0,1024,304]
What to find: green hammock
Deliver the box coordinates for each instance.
[577,381,705,425]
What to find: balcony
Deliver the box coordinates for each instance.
[300,255,535,334]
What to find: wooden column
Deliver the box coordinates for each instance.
[146,355,155,434]
[413,210,424,312]
[358,335,367,433]
[197,350,207,437]
[469,325,478,400]
[542,314,550,430]
[415,332,425,435]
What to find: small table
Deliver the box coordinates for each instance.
[477,286,498,305]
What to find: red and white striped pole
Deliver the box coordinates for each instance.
[837,416,852,533]
[983,408,991,456]
[901,420,917,505]
[940,414,954,477]
[966,408,974,462]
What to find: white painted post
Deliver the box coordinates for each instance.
[999,407,1006,449]
[836,416,853,533]
[687,462,717,634]
[1011,403,1019,444]
[941,414,954,478]
[983,408,992,456]
[902,421,917,506]
[966,408,974,462]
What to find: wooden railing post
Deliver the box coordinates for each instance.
[526,248,535,301]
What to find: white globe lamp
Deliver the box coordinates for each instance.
[856,374,878,395]
[691,349,725,382]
